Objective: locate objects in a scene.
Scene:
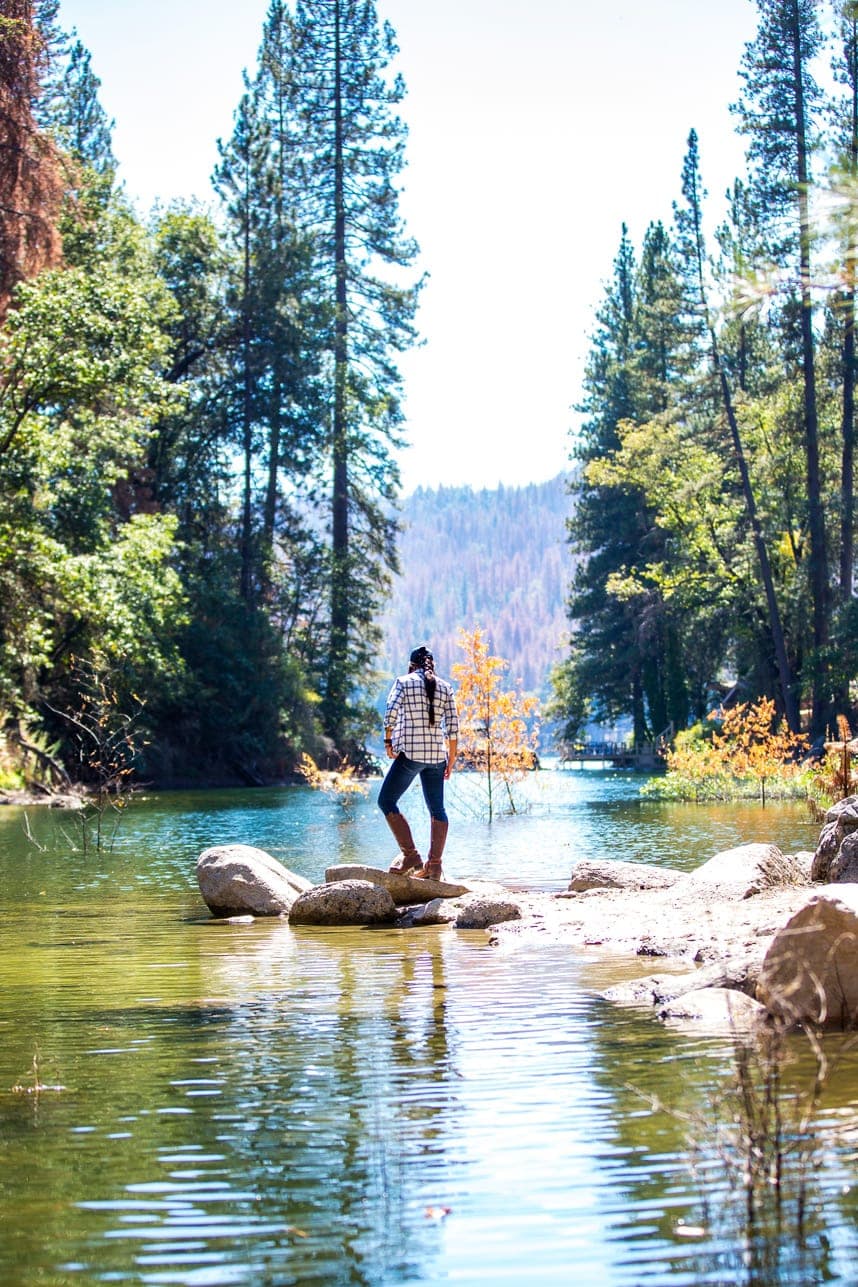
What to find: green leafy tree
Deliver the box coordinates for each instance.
[0,202,187,744]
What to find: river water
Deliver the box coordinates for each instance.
[2,769,858,1285]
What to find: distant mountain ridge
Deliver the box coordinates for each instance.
[379,473,575,697]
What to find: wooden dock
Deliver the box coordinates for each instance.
[560,741,667,771]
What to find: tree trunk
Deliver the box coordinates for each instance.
[240,201,254,604]
[715,350,800,731]
[791,0,830,735]
[261,382,282,600]
[327,0,349,746]
[840,15,857,605]
[682,130,799,730]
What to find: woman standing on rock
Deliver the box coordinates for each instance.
[378,645,459,880]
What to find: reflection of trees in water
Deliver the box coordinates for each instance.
[583,999,858,1283]
[197,928,462,1284]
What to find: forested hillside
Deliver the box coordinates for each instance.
[378,475,574,698]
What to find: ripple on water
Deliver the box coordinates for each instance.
[0,781,849,1285]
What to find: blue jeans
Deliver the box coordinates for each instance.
[378,754,447,823]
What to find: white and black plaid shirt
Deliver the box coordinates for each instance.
[384,671,459,763]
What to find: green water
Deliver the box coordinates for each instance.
[1,774,857,1285]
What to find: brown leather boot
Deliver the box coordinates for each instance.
[415,819,448,880]
[385,812,422,874]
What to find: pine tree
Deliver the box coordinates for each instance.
[568,226,650,741]
[284,0,421,753]
[571,220,699,741]
[54,38,116,179]
[733,0,831,734]
[252,4,327,595]
[213,86,270,604]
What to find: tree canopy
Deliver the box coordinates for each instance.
[0,0,421,790]
[560,0,858,748]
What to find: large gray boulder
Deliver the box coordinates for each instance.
[756,884,858,1027]
[197,843,312,917]
[288,879,397,926]
[811,796,858,882]
[325,863,470,904]
[673,842,807,900]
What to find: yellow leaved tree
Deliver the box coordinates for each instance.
[709,698,808,805]
[653,698,809,803]
[297,753,369,818]
[451,627,539,821]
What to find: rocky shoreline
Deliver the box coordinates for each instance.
[195,796,858,1033]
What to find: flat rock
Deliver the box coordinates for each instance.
[288,879,397,926]
[326,863,470,903]
[197,843,312,917]
[566,858,682,892]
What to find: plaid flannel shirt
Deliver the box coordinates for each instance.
[384,671,459,763]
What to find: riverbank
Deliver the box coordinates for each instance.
[439,843,823,1026]
[0,788,84,808]
[481,871,814,964]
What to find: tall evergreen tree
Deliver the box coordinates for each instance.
[568,227,650,740]
[284,0,421,753]
[734,0,831,733]
[568,222,696,742]
[53,37,116,179]
[214,86,271,604]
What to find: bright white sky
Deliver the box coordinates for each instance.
[57,0,757,494]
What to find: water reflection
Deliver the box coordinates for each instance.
[0,776,847,1285]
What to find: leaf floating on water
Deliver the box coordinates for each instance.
[285,1226,308,1239]
[424,1206,452,1221]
